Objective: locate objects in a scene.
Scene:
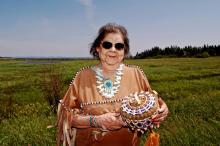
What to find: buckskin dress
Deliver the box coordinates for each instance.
[56,64,152,146]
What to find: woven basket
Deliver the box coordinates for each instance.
[120,90,159,133]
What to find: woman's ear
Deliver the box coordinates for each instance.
[96,47,100,53]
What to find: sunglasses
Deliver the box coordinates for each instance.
[101,41,125,51]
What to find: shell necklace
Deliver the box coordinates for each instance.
[92,64,124,99]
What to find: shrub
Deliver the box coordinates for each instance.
[196,51,210,58]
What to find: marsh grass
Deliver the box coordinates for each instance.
[41,68,63,114]
[0,57,219,145]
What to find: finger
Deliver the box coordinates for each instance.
[156,124,160,128]
[118,120,127,126]
[108,112,120,117]
[164,108,169,115]
[158,108,165,113]
[158,98,168,111]
[122,122,127,126]
[101,125,107,131]
[114,113,121,117]
[152,113,163,120]
[105,112,116,116]
[159,102,167,111]
[152,106,165,119]
[108,126,122,131]
[152,116,165,122]
[152,121,160,125]
[153,105,169,119]
[118,117,127,126]
[151,123,160,128]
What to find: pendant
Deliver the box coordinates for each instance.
[103,79,113,89]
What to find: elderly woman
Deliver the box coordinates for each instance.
[57,23,168,146]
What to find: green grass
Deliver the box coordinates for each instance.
[0,57,220,145]
[0,103,56,145]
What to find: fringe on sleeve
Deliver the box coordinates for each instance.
[56,82,81,146]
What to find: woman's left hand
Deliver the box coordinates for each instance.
[152,98,169,127]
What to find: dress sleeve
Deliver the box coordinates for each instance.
[56,74,81,146]
[135,66,152,92]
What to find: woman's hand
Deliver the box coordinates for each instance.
[152,98,169,127]
[96,113,126,131]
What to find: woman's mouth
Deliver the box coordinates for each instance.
[109,55,117,58]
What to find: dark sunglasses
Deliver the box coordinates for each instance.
[101,41,125,51]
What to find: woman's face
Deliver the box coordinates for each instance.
[96,32,125,66]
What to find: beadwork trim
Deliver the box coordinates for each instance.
[80,98,124,109]
[125,64,149,83]
[69,66,92,87]
[92,64,124,99]
[59,100,82,114]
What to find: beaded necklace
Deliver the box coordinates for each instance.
[92,64,124,99]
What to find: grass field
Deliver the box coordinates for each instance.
[0,57,220,146]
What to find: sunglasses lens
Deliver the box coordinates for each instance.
[102,41,124,50]
[102,41,112,49]
[115,43,124,50]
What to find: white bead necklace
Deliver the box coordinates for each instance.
[92,64,124,99]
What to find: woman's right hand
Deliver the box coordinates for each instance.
[96,113,127,131]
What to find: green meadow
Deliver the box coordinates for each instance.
[0,57,220,146]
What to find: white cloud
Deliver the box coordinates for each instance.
[78,0,96,31]
[79,0,93,6]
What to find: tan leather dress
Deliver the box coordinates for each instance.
[57,64,151,146]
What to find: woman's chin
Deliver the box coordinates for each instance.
[105,60,120,66]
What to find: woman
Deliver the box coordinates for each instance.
[57,23,168,146]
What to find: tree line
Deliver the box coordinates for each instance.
[133,44,220,59]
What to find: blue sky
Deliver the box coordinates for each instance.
[0,0,219,57]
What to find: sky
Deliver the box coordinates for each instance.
[0,0,220,57]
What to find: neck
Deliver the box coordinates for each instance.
[100,62,121,77]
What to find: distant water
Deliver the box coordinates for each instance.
[22,61,61,65]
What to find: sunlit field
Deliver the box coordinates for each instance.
[0,57,219,146]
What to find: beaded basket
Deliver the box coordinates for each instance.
[120,90,159,132]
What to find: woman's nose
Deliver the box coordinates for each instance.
[110,46,116,51]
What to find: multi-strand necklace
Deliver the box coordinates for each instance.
[92,64,124,99]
